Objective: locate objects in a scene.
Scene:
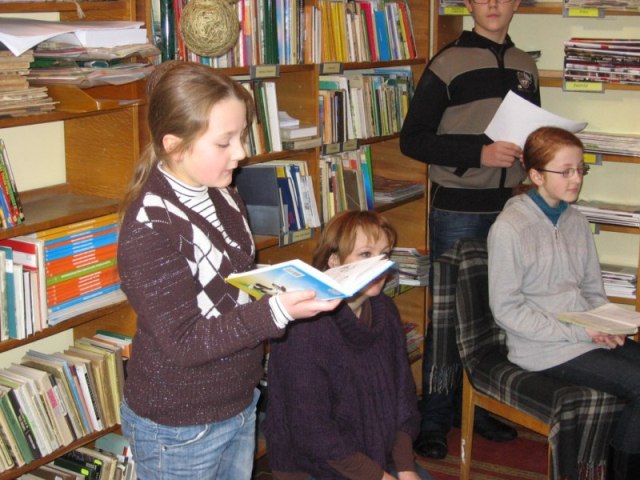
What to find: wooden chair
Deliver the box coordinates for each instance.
[432,239,625,480]
[460,370,551,480]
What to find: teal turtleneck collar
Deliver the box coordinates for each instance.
[527,189,568,226]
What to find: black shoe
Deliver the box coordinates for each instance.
[414,431,448,459]
[474,414,517,443]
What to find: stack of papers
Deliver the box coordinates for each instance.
[577,131,640,157]
[373,176,425,204]
[0,19,149,57]
[575,200,640,227]
[390,247,430,287]
[601,263,637,298]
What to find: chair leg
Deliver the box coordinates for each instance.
[460,371,475,480]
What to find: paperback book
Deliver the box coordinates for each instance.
[556,302,640,335]
[225,254,395,301]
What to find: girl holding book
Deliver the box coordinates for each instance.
[487,126,640,479]
[117,61,339,480]
[265,210,433,480]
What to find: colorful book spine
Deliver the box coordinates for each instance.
[46,257,117,287]
[34,213,118,242]
[47,266,119,307]
[47,284,122,314]
[45,243,117,279]
[44,231,118,262]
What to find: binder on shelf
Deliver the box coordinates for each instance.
[234,166,285,236]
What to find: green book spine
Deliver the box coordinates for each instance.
[46,258,117,287]
[0,394,34,464]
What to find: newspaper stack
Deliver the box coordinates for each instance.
[601,263,637,299]
[563,38,640,86]
[575,200,640,227]
[0,50,56,117]
[577,131,640,157]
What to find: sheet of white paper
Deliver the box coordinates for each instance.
[0,18,145,56]
[484,91,588,147]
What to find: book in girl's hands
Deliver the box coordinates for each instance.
[225,254,395,300]
[556,303,640,335]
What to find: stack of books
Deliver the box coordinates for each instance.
[574,200,640,227]
[577,131,640,157]
[40,213,124,326]
[0,50,56,118]
[0,139,24,229]
[403,322,423,364]
[0,336,127,474]
[279,111,321,151]
[373,175,425,205]
[0,213,125,340]
[390,247,430,287]
[563,0,640,11]
[563,38,640,86]
[601,263,637,299]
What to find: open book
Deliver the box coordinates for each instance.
[556,303,640,335]
[225,254,395,300]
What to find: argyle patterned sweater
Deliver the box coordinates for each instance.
[118,166,283,426]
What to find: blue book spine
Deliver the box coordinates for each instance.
[43,223,118,247]
[374,10,391,62]
[0,246,16,339]
[48,284,121,314]
[44,232,118,262]
[59,362,91,433]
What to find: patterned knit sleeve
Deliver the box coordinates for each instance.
[118,212,282,366]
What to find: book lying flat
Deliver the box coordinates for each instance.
[225,254,395,300]
[556,303,640,335]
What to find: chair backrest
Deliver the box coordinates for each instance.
[437,239,507,376]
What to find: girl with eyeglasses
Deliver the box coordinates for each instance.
[488,126,640,479]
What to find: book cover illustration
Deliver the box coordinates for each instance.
[226,254,395,301]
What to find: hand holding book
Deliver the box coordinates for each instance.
[556,303,640,335]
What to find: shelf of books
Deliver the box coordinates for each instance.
[0,0,148,476]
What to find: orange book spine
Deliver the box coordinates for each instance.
[46,266,119,307]
[45,243,117,278]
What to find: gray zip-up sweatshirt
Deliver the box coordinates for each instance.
[487,194,606,371]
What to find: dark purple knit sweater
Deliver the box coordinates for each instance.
[264,295,420,479]
[118,167,283,426]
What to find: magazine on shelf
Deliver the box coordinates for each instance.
[225,254,395,300]
[556,302,640,335]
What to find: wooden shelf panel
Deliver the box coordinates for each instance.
[0,301,129,354]
[609,296,637,306]
[0,424,121,480]
[602,154,640,164]
[598,224,640,235]
[0,186,119,240]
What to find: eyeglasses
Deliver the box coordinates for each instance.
[538,165,590,178]
[470,0,514,4]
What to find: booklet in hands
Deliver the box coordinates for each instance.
[556,303,640,335]
[225,254,396,300]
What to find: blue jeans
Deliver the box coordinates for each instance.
[120,389,260,480]
[421,208,498,433]
[543,340,640,453]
